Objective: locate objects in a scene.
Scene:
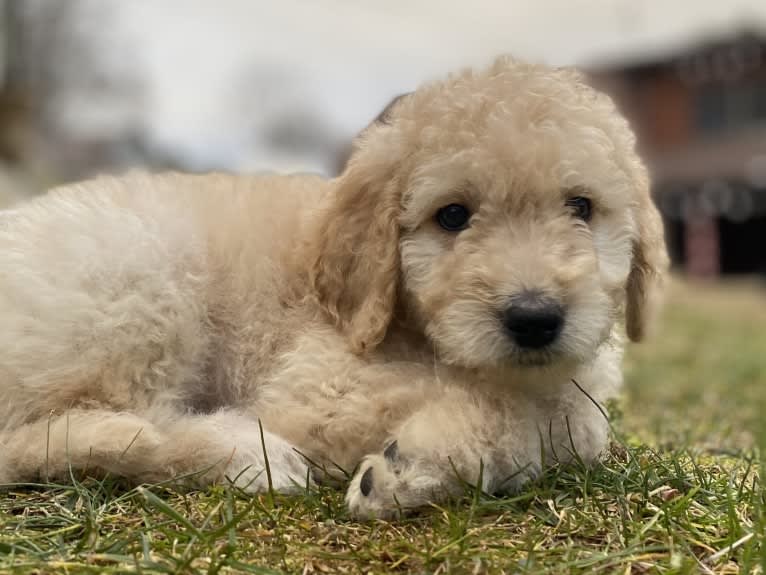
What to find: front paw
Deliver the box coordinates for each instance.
[345,441,443,520]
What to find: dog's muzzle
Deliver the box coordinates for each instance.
[503,291,564,349]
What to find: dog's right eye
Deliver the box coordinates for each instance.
[436,204,471,231]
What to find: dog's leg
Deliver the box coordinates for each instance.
[0,409,310,492]
[345,384,609,519]
[0,410,166,484]
[157,410,312,492]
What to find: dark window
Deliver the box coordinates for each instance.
[755,81,766,122]
[694,79,766,135]
[719,214,766,274]
[695,84,726,134]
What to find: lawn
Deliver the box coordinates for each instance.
[1,277,764,574]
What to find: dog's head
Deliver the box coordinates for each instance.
[308,57,668,369]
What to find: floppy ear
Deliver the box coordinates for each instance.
[625,170,669,341]
[308,154,402,354]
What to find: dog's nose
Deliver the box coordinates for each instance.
[503,292,564,349]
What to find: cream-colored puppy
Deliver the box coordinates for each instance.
[0,57,667,519]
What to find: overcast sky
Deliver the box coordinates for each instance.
[58,0,766,173]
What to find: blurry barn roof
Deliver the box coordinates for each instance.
[587,28,766,73]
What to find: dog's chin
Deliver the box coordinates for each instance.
[492,337,597,372]
[509,349,558,367]
[435,339,582,373]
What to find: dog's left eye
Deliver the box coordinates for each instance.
[436,204,471,231]
[565,197,592,222]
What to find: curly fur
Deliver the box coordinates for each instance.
[0,56,667,518]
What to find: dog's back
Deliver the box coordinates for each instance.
[0,171,328,431]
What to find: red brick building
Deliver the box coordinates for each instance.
[590,33,766,276]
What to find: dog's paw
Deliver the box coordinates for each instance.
[345,453,402,520]
[345,441,443,520]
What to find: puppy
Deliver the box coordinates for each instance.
[0,56,667,519]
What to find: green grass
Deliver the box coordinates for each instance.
[2,278,765,574]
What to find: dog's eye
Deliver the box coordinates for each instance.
[565,197,592,222]
[436,204,471,231]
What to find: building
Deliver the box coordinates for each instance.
[590,32,766,276]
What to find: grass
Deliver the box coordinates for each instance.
[1,277,765,574]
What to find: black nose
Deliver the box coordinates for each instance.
[503,292,564,349]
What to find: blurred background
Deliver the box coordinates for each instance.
[0,0,764,446]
